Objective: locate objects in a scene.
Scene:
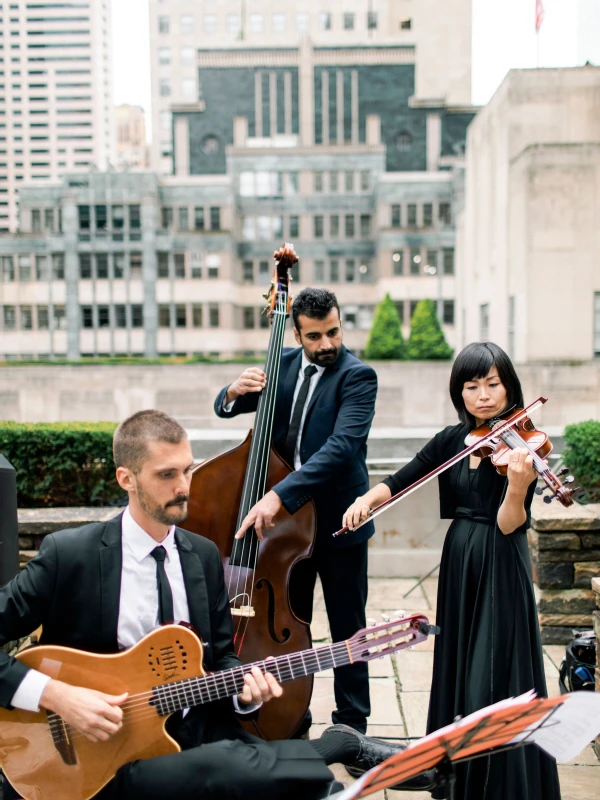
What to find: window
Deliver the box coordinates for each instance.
[409,247,421,275]
[81,305,93,328]
[287,171,299,194]
[53,305,66,330]
[345,259,356,283]
[94,254,108,280]
[344,170,354,192]
[20,306,33,330]
[177,207,189,231]
[258,260,269,284]
[313,171,323,193]
[367,11,378,29]
[204,15,217,35]
[114,305,127,328]
[35,255,49,280]
[181,47,194,66]
[208,303,219,328]
[113,253,125,279]
[79,254,91,279]
[18,255,31,282]
[425,250,438,274]
[272,13,286,33]
[97,305,110,328]
[37,305,49,329]
[443,248,455,275]
[360,214,371,238]
[400,18,412,30]
[396,131,412,151]
[44,208,54,232]
[249,13,263,33]
[330,260,339,282]
[329,171,339,192]
[1,256,14,282]
[226,14,241,35]
[159,79,171,97]
[159,304,170,327]
[78,204,90,230]
[158,48,170,66]
[95,204,107,232]
[182,79,195,100]
[360,171,370,191]
[131,305,144,328]
[319,12,331,30]
[423,203,433,227]
[130,253,143,279]
[480,303,489,341]
[242,261,254,283]
[243,307,255,329]
[180,15,194,35]
[192,304,203,328]
[161,207,173,229]
[443,300,455,325]
[129,205,141,230]
[158,15,170,34]
[210,207,220,230]
[344,214,355,238]
[439,202,452,226]
[112,205,124,230]
[206,254,220,279]
[194,207,205,230]
[391,204,401,228]
[343,13,355,30]
[174,253,185,279]
[330,214,339,238]
[314,215,324,239]
[407,204,417,227]
[202,134,219,155]
[289,215,299,238]
[314,259,325,282]
[158,252,169,278]
[392,251,404,276]
[296,13,310,32]
[3,306,16,330]
[52,254,64,280]
[175,304,187,328]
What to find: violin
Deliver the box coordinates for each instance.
[333,397,576,538]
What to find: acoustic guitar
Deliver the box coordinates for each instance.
[0,614,437,800]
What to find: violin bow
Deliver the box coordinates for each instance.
[332,397,548,538]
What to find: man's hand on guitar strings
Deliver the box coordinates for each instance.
[236,663,283,707]
[40,679,129,743]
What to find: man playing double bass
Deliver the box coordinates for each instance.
[215,287,377,742]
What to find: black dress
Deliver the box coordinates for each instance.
[383,424,561,800]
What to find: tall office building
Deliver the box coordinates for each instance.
[0,0,114,232]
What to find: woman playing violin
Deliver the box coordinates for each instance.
[343,342,561,800]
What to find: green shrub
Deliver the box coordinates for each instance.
[562,419,600,502]
[406,299,453,360]
[0,422,122,508]
[364,294,406,360]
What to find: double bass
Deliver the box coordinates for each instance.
[185,244,316,741]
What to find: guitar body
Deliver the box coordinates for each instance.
[0,625,202,800]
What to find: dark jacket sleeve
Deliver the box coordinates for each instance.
[0,535,58,708]
[273,364,377,513]
[382,426,456,497]
[214,385,260,419]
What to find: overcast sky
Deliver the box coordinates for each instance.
[111,0,595,143]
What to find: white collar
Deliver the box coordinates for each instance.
[122,506,177,563]
[300,350,326,377]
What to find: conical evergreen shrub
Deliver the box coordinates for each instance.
[407,299,453,360]
[364,294,406,359]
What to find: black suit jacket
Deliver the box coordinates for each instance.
[0,513,241,735]
[215,345,377,547]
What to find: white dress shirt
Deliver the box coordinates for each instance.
[224,352,325,470]
[11,507,257,714]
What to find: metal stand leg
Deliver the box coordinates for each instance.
[403,562,440,599]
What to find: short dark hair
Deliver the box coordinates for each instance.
[449,342,524,429]
[292,287,340,330]
[113,410,187,473]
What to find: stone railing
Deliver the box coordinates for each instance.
[529,495,600,644]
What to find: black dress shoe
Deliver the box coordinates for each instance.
[323,724,440,792]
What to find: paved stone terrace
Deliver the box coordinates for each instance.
[308,577,600,800]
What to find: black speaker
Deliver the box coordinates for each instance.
[0,455,19,586]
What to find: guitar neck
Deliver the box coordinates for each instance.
[152,640,351,716]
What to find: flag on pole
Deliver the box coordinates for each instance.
[536,0,545,32]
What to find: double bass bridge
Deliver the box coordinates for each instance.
[230,605,255,618]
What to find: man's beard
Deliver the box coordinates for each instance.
[137,483,189,527]
[305,346,340,366]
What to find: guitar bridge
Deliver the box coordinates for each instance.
[47,711,77,766]
[231,605,255,618]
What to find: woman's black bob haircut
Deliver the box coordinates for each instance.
[449,342,524,429]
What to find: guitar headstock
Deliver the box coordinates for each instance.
[348,613,439,663]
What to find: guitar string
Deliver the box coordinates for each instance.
[41,631,420,746]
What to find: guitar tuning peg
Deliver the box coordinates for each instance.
[395,609,407,619]
[381,613,390,622]
[367,618,377,628]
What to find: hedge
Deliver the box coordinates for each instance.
[0,422,123,508]
[562,419,600,502]
[364,294,406,359]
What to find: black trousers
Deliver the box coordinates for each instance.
[290,540,370,733]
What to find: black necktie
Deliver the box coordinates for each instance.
[283,364,318,465]
[150,546,174,624]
